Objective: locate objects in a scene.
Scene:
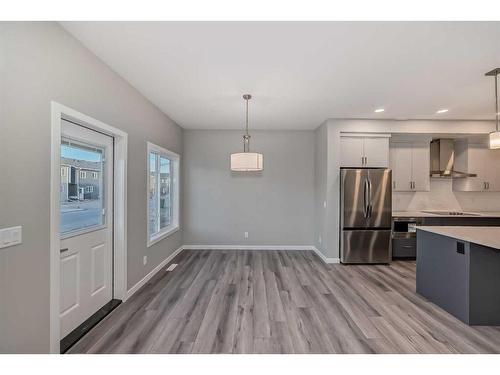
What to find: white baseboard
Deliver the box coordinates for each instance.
[125,245,183,301]
[312,246,340,264]
[183,245,339,263]
[182,245,316,251]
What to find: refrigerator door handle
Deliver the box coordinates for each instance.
[367,179,372,218]
[363,179,369,218]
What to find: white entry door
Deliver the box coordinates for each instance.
[59,119,113,339]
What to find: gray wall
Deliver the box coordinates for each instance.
[0,22,183,353]
[314,123,328,253]
[183,130,315,246]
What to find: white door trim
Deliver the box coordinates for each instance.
[50,102,128,354]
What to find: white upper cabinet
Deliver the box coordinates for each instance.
[340,137,365,167]
[453,141,500,192]
[411,142,431,191]
[390,141,430,192]
[340,134,390,168]
[363,137,390,167]
[486,148,500,191]
[390,142,413,191]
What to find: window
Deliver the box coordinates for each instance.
[60,140,104,235]
[92,172,98,179]
[61,167,66,177]
[147,142,180,246]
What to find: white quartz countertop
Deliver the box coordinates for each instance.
[393,211,500,218]
[417,226,500,250]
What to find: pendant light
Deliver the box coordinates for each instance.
[486,68,500,149]
[230,94,264,171]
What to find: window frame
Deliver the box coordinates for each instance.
[146,142,180,247]
[80,170,87,179]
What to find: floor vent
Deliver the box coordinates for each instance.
[166,263,178,272]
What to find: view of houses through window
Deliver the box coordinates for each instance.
[148,151,172,237]
[60,140,104,234]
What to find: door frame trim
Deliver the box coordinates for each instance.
[49,102,128,354]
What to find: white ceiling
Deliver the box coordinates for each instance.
[61,22,500,130]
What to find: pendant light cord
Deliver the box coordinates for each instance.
[496,73,499,132]
[245,97,249,136]
[242,94,251,152]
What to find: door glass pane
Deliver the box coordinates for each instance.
[159,156,172,229]
[60,140,104,235]
[149,152,158,236]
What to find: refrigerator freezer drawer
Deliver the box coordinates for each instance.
[341,229,392,264]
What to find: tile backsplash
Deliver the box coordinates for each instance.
[393,178,500,212]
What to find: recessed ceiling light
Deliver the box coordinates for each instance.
[436,109,449,114]
[374,108,385,113]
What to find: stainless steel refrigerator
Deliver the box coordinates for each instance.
[340,168,392,264]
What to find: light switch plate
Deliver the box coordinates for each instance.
[0,226,22,249]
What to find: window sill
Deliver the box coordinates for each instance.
[147,225,180,248]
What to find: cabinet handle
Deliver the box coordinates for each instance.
[365,156,368,165]
[487,182,490,190]
[393,181,396,189]
[361,156,364,165]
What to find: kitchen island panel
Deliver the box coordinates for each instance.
[469,243,500,325]
[417,228,500,325]
[416,230,470,323]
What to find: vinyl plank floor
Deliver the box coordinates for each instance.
[68,250,500,354]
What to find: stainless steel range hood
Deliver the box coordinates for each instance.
[430,139,477,178]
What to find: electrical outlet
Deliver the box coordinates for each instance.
[143,255,148,265]
[244,231,249,239]
[319,236,322,244]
